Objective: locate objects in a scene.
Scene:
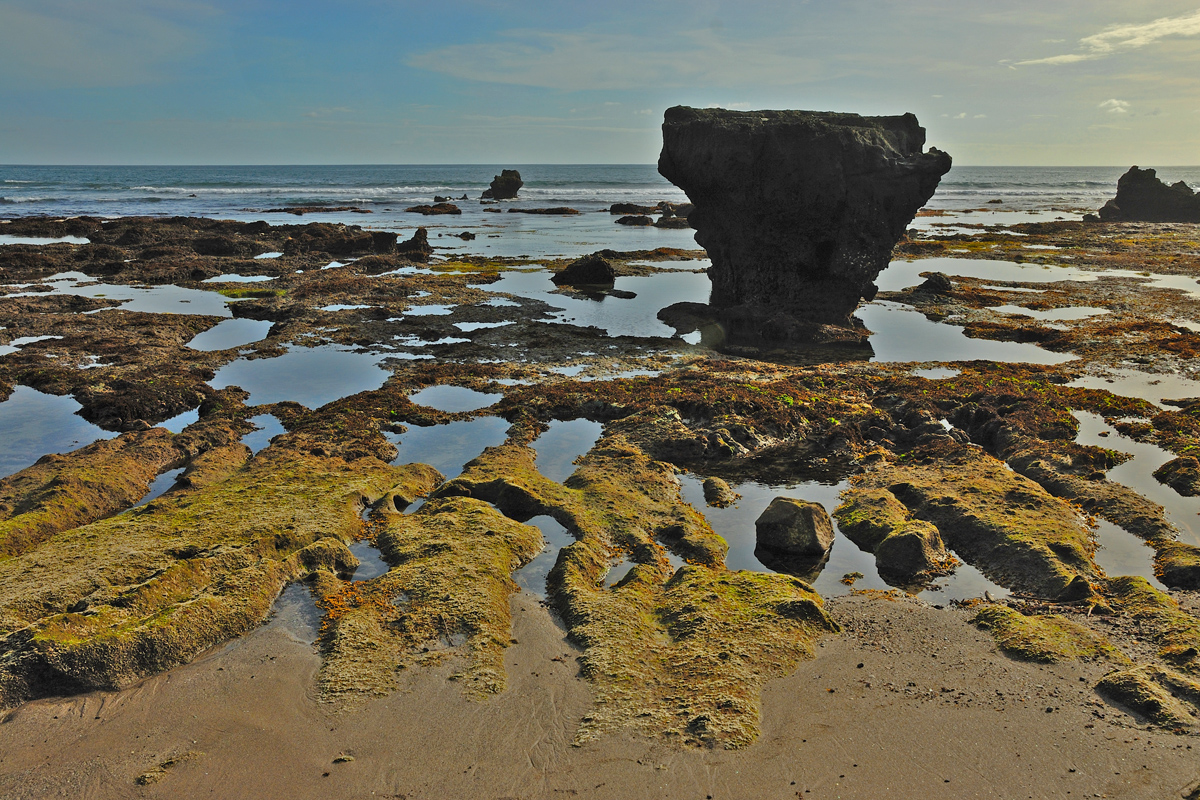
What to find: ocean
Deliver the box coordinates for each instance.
[4,163,1200,219]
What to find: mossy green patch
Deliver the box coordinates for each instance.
[436,433,837,748]
[1095,664,1200,731]
[1109,576,1200,674]
[972,604,1124,663]
[0,446,439,708]
[315,495,543,705]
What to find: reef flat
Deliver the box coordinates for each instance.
[0,211,1199,798]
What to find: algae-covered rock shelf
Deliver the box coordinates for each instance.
[2,209,1200,758]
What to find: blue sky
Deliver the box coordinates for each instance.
[2,0,1198,164]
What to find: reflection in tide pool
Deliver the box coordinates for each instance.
[1092,519,1167,590]
[678,474,1009,602]
[186,318,273,351]
[485,269,710,339]
[859,302,1075,365]
[531,418,604,483]
[129,467,185,509]
[11,272,233,317]
[385,416,509,479]
[0,386,118,478]
[876,258,1099,293]
[1073,411,1200,547]
[408,385,500,413]
[210,344,389,408]
[513,515,575,599]
[1069,369,1200,408]
[350,539,390,581]
[241,414,287,454]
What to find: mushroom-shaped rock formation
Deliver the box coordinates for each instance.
[658,106,951,334]
[481,169,523,200]
[1098,167,1200,223]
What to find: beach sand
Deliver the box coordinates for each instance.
[2,591,1195,800]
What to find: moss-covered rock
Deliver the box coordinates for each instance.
[972,604,1124,663]
[1095,664,1200,730]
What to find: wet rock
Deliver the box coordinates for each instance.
[916,272,953,294]
[654,216,692,229]
[551,253,616,287]
[616,215,653,226]
[609,203,658,214]
[396,228,433,262]
[1097,167,1200,223]
[755,497,833,557]
[405,203,461,215]
[701,476,739,508]
[481,169,522,200]
[658,105,951,329]
[874,520,949,578]
[456,231,476,241]
[1153,456,1200,496]
[507,207,581,215]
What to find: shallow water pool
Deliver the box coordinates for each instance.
[0,386,118,478]
[210,344,389,408]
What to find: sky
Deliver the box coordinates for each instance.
[1,0,1198,165]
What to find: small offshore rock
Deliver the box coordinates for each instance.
[456,231,476,241]
[701,476,739,508]
[755,497,834,557]
[552,253,616,286]
[610,202,659,214]
[507,207,581,215]
[1097,166,1200,222]
[616,215,654,226]
[481,169,523,200]
[405,203,462,215]
[396,227,433,262]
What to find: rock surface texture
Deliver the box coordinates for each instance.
[755,497,834,557]
[1098,167,1200,223]
[658,106,951,331]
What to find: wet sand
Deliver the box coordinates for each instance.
[2,592,1195,800]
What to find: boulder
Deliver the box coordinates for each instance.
[1097,167,1200,223]
[755,497,833,557]
[616,215,653,226]
[610,203,659,214]
[481,169,523,200]
[701,476,739,508]
[874,520,949,578]
[551,253,616,286]
[658,106,951,329]
[1154,456,1200,496]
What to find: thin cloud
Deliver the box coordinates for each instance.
[1018,9,1200,66]
[1099,98,1130,114]
[407,28,822,90]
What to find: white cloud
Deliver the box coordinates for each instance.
[1018,9,1200,66]
[974,114,987,119]
[1099,98,1130,114]
[407,28,822,91]
[954,112,967,119]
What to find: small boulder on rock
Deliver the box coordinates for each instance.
[701,476,739,508]
[874,520,950,578]
[1154,456,1200,496]
[552,253,616,286]
[755,497,834,557]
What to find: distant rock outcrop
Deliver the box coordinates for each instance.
[405,203,461,215]
[551,253,615,286]
[658,106,951,334]
[481,170,523,200]
[1097,167,1200,223]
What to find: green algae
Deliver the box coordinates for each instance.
[1108,576,1200,675]
[0,444,438,708]
[1095,664,1200,730]
[972,604,1124,663]
[436,432,837,748]
[315,494,542,706]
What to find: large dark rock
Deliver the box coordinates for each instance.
[658,106,951,329]
[481,169,523,200]
[1098,167,1200,223]
[551,253,615,286]
[755,497,833,557]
